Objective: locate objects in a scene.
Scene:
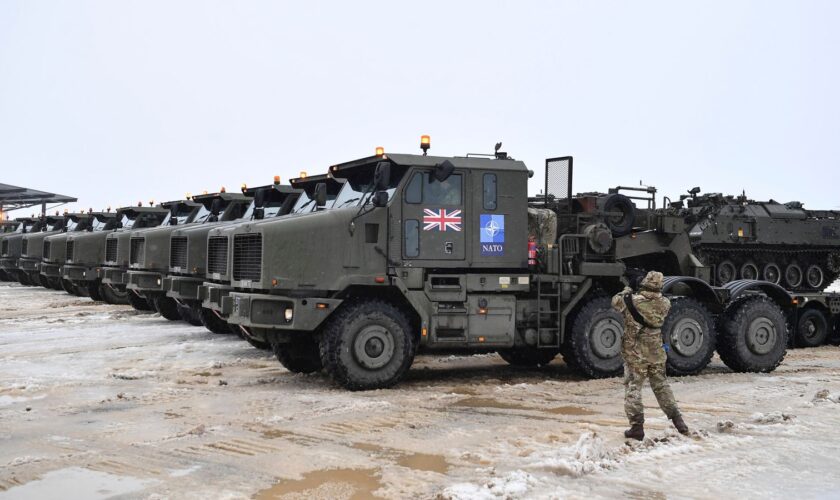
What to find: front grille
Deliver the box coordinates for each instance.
[105,238,118,262]
[1,240,7,256]
[207,236,228,275]
[66,240,75,262]
[21,239,28,256]
[170,236,188,269]
[233,234,262,281]
[43,241,51,260]
[130,237,145,266]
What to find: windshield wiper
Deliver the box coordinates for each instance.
[338,197,361,208]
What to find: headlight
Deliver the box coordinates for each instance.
[156,278,162,286]
[284,308,293,322]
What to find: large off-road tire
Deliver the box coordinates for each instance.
[319,300,416,391]
[87,280,103,301]
[100,283,129,305]
[602,194,636,237]
[199,307,233,334]
[498,348,558,367]
[717,295,787,373]
[17,272,32,286]
[60,278,75,294]
[0,269,9,281]
[153,295,182,321]
[127,290,153,311]
[38,274,50,288]
[794,308,829,348]
[48,277,63,290]
[567,297,624,378]
[662,297,716,376]
[273,336,323,374]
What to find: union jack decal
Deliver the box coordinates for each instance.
[423,208,462,232]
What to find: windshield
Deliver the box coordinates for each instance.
[332,177,399,209]
[65,219,80,231]
[90,218,110,231]
[119,214,136,229]
[332,182,366,209]
[291,192,316,214]
[46,221,63,231]
[243,199,289,220]
[191,205,211,223]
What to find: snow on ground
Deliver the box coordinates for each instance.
[2,281,840,499]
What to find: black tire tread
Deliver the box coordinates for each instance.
[663,297,716,376]
[717,295,787,373]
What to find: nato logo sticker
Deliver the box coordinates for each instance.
[480,214,505,256]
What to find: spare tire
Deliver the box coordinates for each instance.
[602,194,636,237]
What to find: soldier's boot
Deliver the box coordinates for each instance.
[671,415,689,435]
[624,423,644,441]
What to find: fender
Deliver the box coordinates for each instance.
[722,279,795,309]
[662,276,723,313]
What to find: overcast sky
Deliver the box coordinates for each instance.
[1,1,838,214]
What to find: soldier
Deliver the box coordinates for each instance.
[612,271,689,440]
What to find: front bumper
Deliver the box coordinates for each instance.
[0,257,17,271]
[18,257,39,272]
[101,267,127,286]
[65,264,97,283]
[40,262,62,278]
[126,270,165,293]
[226,292,343,331]
[202,283,234,315]
[164,275,204,302]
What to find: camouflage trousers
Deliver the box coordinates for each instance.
[624,362,681,425]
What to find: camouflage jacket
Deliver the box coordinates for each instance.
[612,287,671,366]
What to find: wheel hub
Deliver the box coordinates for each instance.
[590,317,622,359]
[353,325,395,370]
[801,319,818,341]
[746,317,777,355]
[670,318,704,356]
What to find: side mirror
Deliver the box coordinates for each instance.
[170,218,178,225]
[374,161,391,191]
[372,191,389,207]
[434,160,455,182]
[314,183,327,207]
[254,207,265,220]
[254,188,267,208]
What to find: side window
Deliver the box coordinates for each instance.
[405,173,422,204]
[424,173,462,206]
[404,171,463,206]
[483,173,497,210]
[405,220,419,257]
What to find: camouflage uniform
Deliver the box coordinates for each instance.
[611,271,681,425]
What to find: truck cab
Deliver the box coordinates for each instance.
[16,215,68,286]
[41,212,117,291]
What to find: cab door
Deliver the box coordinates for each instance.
[401,170,465,261]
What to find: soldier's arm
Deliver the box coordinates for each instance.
[636,298,669,328]
[611,287,633,312]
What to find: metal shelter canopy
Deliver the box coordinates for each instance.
[0,182,77,217]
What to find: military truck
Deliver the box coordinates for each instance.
[40,212,117,291]
[126,192,250,320]
[97,204,177,308]
[220,143,793,390]
[0,220,22,281]
[1,217,42,283]
[201,174,344,345]
[167,180,305,331]
[14,214,67,286]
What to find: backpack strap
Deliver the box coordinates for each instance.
[623,293,658,329]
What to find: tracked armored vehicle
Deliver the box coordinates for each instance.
[665,191,840,292]
[126,192,249,320]
[11,215,66,286]
[40,212,117,291]
[201,174,343,346]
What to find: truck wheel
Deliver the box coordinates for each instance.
[319,300,415,391]
[794,309,829,348]
[273,337,323,374]
[18,273,31,286]
[48,277,62,290]
[100,284,129,305]
[602,194,635,237]
[87,281,103,301]
[127,291,153,311]
[153,295,181,321]
[199,307,233,334]
[498,348,558,367]
[716,260,737,285]
[662,298,716,376]
[717,296,787,372]
[60,279,75,294]
[568,297,624,378]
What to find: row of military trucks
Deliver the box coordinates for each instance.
[2,140,839,390]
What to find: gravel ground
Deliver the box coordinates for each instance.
[1,281,840,499]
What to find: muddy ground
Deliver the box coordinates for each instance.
[1,281,840,499]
